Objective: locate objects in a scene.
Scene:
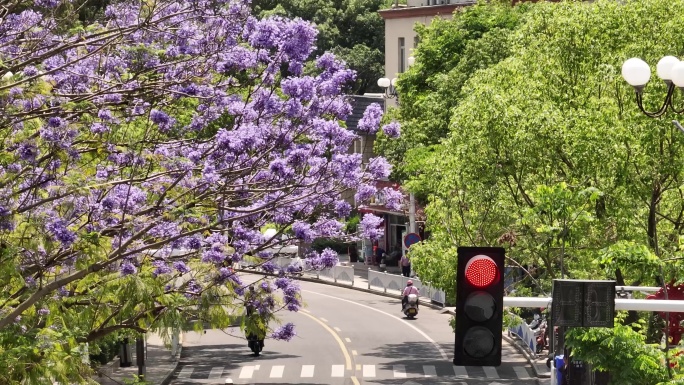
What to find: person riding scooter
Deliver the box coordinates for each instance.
[401,280,419,310]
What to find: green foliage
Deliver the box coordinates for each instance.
[388,0,684,303]
[565,324,671,385]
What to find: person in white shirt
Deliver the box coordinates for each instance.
[401,280,419,310]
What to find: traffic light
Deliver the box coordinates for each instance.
[453,246,505,367]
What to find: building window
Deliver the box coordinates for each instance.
[414,35,420,49]
[398,37,405,73]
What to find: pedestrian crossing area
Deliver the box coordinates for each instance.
[173,363,535,381]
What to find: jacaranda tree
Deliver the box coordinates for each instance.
[0,0,399,382]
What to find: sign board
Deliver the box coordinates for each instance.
[552,280,615,328]
[403,232,421,248]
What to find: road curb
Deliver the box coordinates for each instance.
[159,341,183,385]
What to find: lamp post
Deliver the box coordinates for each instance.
[621,56,684,118]
[377,56,415,100]
[377,77,398,99]
[621,55,681,379]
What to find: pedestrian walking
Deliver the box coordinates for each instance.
[400,251,411,277]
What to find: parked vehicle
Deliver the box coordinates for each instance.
[534,317,548,354]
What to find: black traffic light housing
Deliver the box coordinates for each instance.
[453,246,505,367]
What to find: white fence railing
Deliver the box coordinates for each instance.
[237,258,447,307]
[316,264,355,284]
[508,320,538,356]
[366,270,446,306]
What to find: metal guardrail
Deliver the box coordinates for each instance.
[508,320,539,356]
[367,270,446,306]
[236,257,446,306]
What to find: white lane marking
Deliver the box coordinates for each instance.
[363,365,376,378]
[453,366,468,377]
[303,290,449,360]
[345,337,351,343]
[393,365,407,378]
[334,326,342,332]
[423,365,436,377]
[270,365,284,378]
[178,366,193,378]
[483,366,499,378]
[352,350,358,356]
[239,366,255,379]
[320,317,329,323]
[514,366,530,378]
[332,364,345,377]
[301,365,315,378]
[209,367,223,379]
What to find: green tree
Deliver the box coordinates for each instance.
[391,3,684,379]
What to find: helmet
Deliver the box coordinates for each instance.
[407,280,413,286]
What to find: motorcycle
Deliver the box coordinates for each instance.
[247,333,264,356]
[403,293,419,319]
[534,317,548,354]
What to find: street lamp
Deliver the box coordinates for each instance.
[621,56,684,118]
[377,77,398,99]
[377,56,415,100]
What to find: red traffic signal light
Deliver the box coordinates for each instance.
[465,255,500,288]
[454,247,505,367]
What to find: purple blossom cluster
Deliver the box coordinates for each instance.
[0,0,403,365]
[271,322,296,341]
[359,214,384,241]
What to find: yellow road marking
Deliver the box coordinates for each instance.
[351,376,360,385]
[299,311,353,370]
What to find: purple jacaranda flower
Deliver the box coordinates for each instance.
[292,221,314,243]
[173,261,191,274]
[354,184,377,203]
[357,103,383,134]
[120,261,137,276]
[185,236,202,249]
[152,260,172,276]
[150,109,175,132]
[359,214,384,241]
[16,142,38,162]
[47,117,63,128]
[22,66,39,77]
[34,0,60,7]
[45,219,76,247]
[25,276,36,287]
[37,308,50,316]
[9,87,23,97]
[98,108,114,121]
[90,122,109,134]
[318,248,338,269]
[382,121,401,138]
[201,249,225,264]
[367,157,392,180]
[261,260,277,273]
[383,188,404,211]
[334,201,352,218]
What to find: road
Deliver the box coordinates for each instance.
[168,279,540,385]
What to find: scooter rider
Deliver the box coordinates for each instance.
[401,280,419,310]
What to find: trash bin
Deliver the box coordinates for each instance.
[554,355,566,385]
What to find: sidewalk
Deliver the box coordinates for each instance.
[95,255,551,384]
[94,333,180,385]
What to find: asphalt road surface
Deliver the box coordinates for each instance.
[169,278,540,385]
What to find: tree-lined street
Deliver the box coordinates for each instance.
[169,279,536,385]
